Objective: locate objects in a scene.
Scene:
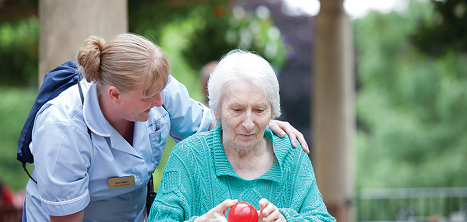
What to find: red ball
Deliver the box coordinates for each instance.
[227,202,258,222]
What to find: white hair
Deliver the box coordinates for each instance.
[208,49,281,124]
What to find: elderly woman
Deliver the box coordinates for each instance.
[148,50,335,222]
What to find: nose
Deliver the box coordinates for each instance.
[152,93,163,107]
[242,112,254,131]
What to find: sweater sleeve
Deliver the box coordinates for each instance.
[148,139,205,222]
[279,150,336,222]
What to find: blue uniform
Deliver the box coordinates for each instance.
[23,75,212,221]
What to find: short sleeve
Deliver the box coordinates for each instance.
[32,115,92,216]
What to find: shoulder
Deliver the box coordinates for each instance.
[160,76,187,101]
[268,129,311,168]
[34,85,88,138]
[37,84,81,119]
[268,129,303,155]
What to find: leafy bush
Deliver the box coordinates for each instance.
[0,87,36,190]
[129,0,287,73]
[0,16,39,87]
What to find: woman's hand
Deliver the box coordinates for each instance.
[258,198,286,222]
[268,120,309,153]
[195,199,238,222]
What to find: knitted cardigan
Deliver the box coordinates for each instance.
[148,127,336,222]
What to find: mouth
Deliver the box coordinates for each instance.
[239,133,255,138]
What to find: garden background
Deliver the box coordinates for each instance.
[1,0,466,220]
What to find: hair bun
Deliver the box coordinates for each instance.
[78,36,105,82]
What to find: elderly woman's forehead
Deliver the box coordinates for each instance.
[225,78,256,87]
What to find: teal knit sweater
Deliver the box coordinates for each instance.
[148,127,336,222]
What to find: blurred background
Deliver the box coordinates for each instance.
[1,0,467,221]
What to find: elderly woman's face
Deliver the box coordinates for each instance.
[217,79,272,151]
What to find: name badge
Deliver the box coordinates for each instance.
[108,176,135,189]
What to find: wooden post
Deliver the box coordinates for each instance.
[313,0,355,221]
[39,0,127,86]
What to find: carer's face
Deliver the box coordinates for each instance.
[120,80,164,122]
[217,79,272,151]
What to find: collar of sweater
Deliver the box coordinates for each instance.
[211,126,290,183]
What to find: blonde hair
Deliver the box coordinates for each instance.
[77,33,170,96]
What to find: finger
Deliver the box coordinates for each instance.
[280,123,297,147]
[289,129,309,153]
[201,199,237,221]
[217,199,238,215]
[259,198,268,210]
[296,132,310,154]
[259,199,275,218]
[284,125,311,153]
[223,199,238,208]
[269,120,309,153]
[268,120,286,138]
[263,209,281,222]
[287,130,298,148]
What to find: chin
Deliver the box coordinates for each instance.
[137,114,151,122]
[235,142,260,151]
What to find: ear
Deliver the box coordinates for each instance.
[214,109,221,120]
[108,86,121,104]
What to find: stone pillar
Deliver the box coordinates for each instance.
[39,0,127,86]
[313,0,355,221]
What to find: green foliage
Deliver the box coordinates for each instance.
[222,5,287,69]
[0,87,36,191]
[0,16,39,87]
[412,0,467,56]
[182,4,288,71]
[153,138,174,192]
[174,2,233,71]
[129,0,288,73]
[355,1,467,188]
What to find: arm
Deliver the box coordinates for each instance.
[268,120,309,153]
[161,76,212,142]
[50,210,84,222]
[32,116,91,217]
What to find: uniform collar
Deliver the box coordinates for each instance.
[83,82,112,137]
[212,127,284,183]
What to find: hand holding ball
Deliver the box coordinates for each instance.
[227,202,258,222]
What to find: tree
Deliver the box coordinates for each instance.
[412,0,467,56]
[0,17,38,87]
[129,0,287,72]
[355,0,467,188]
